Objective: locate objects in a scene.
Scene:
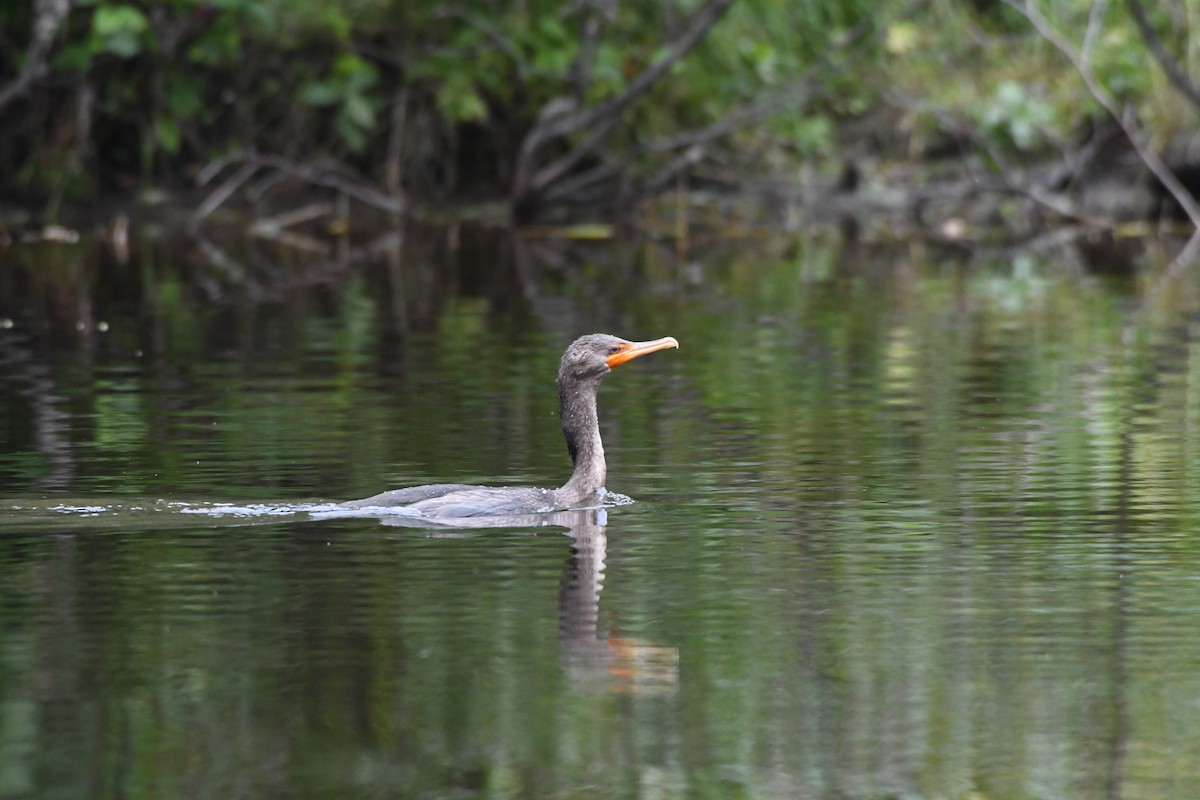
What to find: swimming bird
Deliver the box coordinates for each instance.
[341,334,679,517]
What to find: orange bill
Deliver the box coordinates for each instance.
[605,336,680,369]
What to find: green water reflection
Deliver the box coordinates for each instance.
[3,229,1200,797]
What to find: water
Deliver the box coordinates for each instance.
[3,226,1200,798]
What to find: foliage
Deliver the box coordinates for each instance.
[0,0,1196,209]
[979,80,1058,151]
[301,54,381,152]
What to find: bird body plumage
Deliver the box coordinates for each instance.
[341,334,677,517]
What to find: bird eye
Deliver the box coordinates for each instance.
[608,345,621,354]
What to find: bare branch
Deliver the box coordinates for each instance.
[0,0,70,114]
[1081,0,1106,71]
[196,152,246,187]
[541,157,623,205]
[195,162,261,219]
[248,202,334,235]
[539,4,904,208]
[251,154,409,214]
[515,0,936,213]
[910,97,1112,226]
[515,0,736,203]
[385,85,410,195]
[1004,0,1200,266]
[1126,0,1200,110]
[644,146,707,195]
[194,153,409,220]
[648,11,883,155]
[567,0,615,101]
[433,4,527,79]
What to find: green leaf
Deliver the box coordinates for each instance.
[155,118,181,155]
[92,5,148,38]
[301,82,341,107]
[105,30,142,58]
[343,92,376,130]
[165,73,203,120]
[536,16,569,44]
[91,5,148,59]
[323,8,352,41]
[336,109,367,152]
[235,1,275,35]
[437,82,488,123]
[187,17,242,64]
[333,54,375,82]
[55,42,92,71]
[344,70,377,94]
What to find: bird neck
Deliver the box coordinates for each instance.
[557,377,606,506]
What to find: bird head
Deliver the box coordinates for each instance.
[557,334,679,384]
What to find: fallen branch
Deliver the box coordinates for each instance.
[249,155,409,214]
[194,161,260,220]
[194,153,408,221]
[247,202,335,252]
[189,227,406,303]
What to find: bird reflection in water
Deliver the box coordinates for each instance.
[558,509,679,695]
[376,506,679,695]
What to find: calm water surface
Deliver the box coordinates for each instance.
[3,227,1200,798]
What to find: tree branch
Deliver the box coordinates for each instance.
[194,153,409,220]
[514,0,736,205]
[539,4,900,207]
[568,0,614,102]
[1081,0,1107,72]
[1004,0,1200,266]
[0,0,70,114]
[433,4,528,80]
[646,11,883,155]
[1125,0,1200,111]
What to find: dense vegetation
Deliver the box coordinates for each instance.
[2,0,1199,225]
